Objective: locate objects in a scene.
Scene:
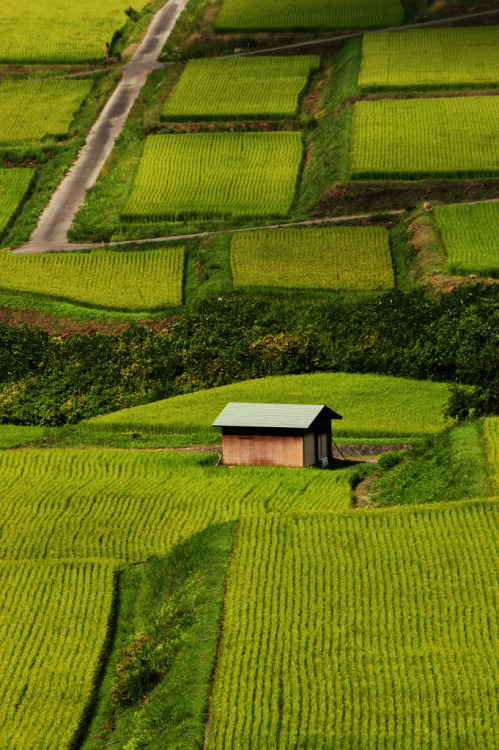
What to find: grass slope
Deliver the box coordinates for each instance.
[372,420,493,506]
[81,523,235,750]
[83,372,450,441]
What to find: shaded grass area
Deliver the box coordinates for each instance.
[372,419,493,505]
[80,522,235,750]
[297,38,361,215]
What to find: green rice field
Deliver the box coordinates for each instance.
[0,561,115,750]
[0,449,355,562]
[231,226,394,291]
[0,0,146,63]
[358,27,499,91]
[122,133,302,221]
[0,169,36,238]
[0,245,185,310]
[215,0,404,32]
[161,56,320,121]
[349,96,499,179]
[83,372,450,440]
[208,505,499,748]
[434,202,499,278]
[0,80,92,144]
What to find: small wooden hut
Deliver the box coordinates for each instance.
[212,402,342,467]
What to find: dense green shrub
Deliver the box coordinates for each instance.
[0,285,497,425]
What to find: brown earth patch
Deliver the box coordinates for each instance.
[315,180,499,217]
[0,308,181,337]
[353,473,378,508]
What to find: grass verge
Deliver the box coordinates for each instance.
[80,522,235,750]
[372,419,493,505]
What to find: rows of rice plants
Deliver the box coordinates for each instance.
[83,372,449,440]
[358,27,499,92]
[231,226,394,291]
[215,0,404,32]
[122,133,302,221]
[483,417,499,492]
[208,505,499,748]
[434,202,499,278]
[0,450,355,562]
[0,79,92,144]
[0,0,146,63]
[161,56,320,121]
[349,96,499,179]
[0,168,36,238]
[0,245,185,310]
[0,561,115,750]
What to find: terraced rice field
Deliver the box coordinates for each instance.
[0,169,36,238]
[0,0,145,63]
[231,226,394,291]
[434,202,499,277]
[0,450,355,562]
[215,0,404,31]
[0,246,185,310]
[162,56,320,121]
[358,27,499,91]
[0,561,115,749]
[122,133,302,221]
[84,372,449,440]
[0,80,92,144]
[349,96,499,179]
[208,505,499,748]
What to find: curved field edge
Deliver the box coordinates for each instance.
[82,372,450,440]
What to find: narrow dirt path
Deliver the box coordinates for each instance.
[18,0,190,253]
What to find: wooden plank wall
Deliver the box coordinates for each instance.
[222,434,304,467]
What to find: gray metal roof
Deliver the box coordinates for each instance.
[212,402,341,429]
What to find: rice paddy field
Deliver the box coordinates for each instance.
[0,168,36,238]
[231,226,394,291]
[215,0,404,32]
[0,80,93,145]
[122,133,302,221]
[0,561,115,750]
[434,202,499,278]
[0,0,146,63]
[161,56,320,121]
[349,96,499,179]
[208,505,499,748]
[358,27,499,91]
[0,245,185,310]
[83,372,450,440]
[0,449,355,562]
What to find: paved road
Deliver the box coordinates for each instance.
[18,0,190,253]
